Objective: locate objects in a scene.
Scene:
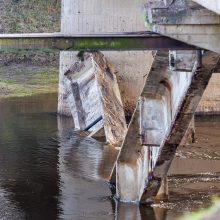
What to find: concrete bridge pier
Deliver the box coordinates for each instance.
[115,50,220,203]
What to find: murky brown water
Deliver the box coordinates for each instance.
[0,94,220,220]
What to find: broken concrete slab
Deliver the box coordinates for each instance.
[65,51,127,145]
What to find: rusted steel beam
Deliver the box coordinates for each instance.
[0,32,199,51]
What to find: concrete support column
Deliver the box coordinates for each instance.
[116,51,197,203]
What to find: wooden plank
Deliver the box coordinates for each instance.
[146,0,220,25]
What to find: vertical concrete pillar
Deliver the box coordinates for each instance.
[116,51,197,203]
[58,0,154,119]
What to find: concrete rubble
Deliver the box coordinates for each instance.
[64,51,127,145]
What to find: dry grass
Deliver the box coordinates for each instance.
[0,0,61,33]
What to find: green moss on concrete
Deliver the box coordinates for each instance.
[74,38,145,50]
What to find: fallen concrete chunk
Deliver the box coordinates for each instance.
[65,51,127,145]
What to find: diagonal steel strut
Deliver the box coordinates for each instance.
[0,32,199,51]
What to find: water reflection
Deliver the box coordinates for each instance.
[57,117,169,220]
[0,94,60,219]
[0,94,220,219]
[115,203,167,220]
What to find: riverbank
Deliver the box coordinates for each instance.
[0,0,60,99]
[0,50,59,99]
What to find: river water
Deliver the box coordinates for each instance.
[0,93,220,220]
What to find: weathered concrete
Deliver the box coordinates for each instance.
[147,0,220,25]
[58,0,220,119]
[116,51,194,202]
[180,116,195,145]
[141,51,220,202]
[64,52,104,131]
[145,0,220,115]
[58,51,78,117]
[150,25,220,53]
[145,0,220,53]
[169,50,196,72]
[64,52,127,145]
[154,177,169,201]
[115,51,220,203]
[61,0,146,34]
[105,51,154,115]
[58,51,154,117]
[170,50,196,145]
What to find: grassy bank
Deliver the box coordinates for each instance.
[0,67,59,99]
[0,0,60,99]
[0,0,60,33]
[0,50,59,99]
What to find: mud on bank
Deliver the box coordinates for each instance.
[0,50,59,99]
